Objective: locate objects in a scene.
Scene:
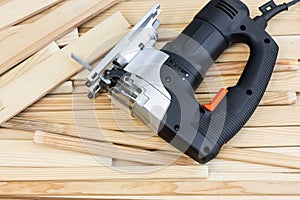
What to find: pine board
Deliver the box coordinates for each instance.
[0,12,130,125]
[0,0,63,32]
[0,165,208,181]
[5,118,300,150]
[16,105,300,128]
[1,181,300,196]
[0,140,111,167]
[0,0,119,75]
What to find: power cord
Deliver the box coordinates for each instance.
[254,0,300,28]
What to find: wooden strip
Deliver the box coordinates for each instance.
[0,24,25,41]
[0,140,110,167]
[0,42,60,89]
[0,128,33,140]
[0,0,63,32]
[81,0,300,35]
[30,196,300,200]
[3,117,169,151]
[1,181,300,195]
[219,148,300,170]
[34,131,196,165]
[17,105,300,127]
[0,12,131,125]
[249,147,300,157]
[50,81,73,95]
[208,172,300,181]
[0,0,119,74]
[227,126,300,148]
[0,165,208,181]
[5,118,300,150]
[55,28,79,47]
[208,159,299,173]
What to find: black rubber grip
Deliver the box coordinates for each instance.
[158,0,279,164]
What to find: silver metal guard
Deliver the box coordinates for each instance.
[109,48,171,132]
[85,3,161,98]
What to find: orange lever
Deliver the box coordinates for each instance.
[202,88,228,112]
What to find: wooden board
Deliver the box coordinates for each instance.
[0,140,111,167]
[219,148,300,170]
[0,0,119,75]
[34,131,196,166]
[56,28,79,47]
[4,118,300,150]
[0,165,208,181]
[16,105,300,128]
[0,12,130,125]
[0,0,63,32]
[0,42,60,89]
[1,180,300,196]
[50,81,74,95]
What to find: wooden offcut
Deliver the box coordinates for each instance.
[219,148,300,170]
[0,12,130,125]
[0,0,119,75]
[0,42,60,89]
[0,0,63,32]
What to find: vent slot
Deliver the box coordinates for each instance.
[215,0,238,19]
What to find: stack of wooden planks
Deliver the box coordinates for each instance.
[0,0,299,199]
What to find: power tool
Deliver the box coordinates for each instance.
[72,0,300,164]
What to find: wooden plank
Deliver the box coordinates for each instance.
[1,180,300,195]
[227,126,300,148]
[34,131,196,165]
[0,140,111,167]
[0,0,63,32]
[4,118,300,150]
[50,81,73,95]
[81,0,300,35]
[0,0,119,75]
[56,28,79,47]
[218,148,300,170]
[30,196,300,200]
[0,165,208,181]
[0,12,131,125]
[0,42,60,89]
[16,105,300,128]
[0,24,25,41]
[208,159,299,173]
[0,128,33,140]
[4,117,169,151]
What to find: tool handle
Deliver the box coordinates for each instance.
[198,23,279,163]
[159,0,279,163]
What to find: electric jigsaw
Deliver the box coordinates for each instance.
[72,0,300,163]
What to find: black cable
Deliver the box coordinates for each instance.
[254,0,299,28]
[287,0,300,7]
